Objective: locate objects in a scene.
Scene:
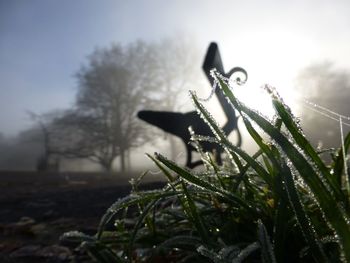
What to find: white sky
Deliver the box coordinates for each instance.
[1,0,350,136]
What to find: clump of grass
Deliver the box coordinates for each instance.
[62,71,350,263]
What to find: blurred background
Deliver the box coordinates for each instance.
[1,0,350,173]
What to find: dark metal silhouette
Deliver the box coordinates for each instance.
[138,42,247,168]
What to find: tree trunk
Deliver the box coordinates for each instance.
[101,159,113,172]
[126,150,131,171]
[169,136,177,160]
[120,149,126,172]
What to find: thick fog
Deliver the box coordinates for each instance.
[1,0,350,172]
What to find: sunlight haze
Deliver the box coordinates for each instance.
[1,0,350,136]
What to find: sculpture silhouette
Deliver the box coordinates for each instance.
[138,42,247,168]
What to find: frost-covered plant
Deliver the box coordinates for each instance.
[62,71,350,263]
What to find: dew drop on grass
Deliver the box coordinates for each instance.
[262,84,306,133]
[190,91,227,141]
[282,170,323,250]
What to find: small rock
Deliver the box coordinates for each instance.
[38,245,72,260]
[30,223,49,236]
[3,216,36,236]
[10,244,41,258]
[10,244,73,262]
[17,216,36,226]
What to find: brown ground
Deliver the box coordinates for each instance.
[0,171,165,262]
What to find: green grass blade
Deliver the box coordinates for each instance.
[197,245,221,263]
[147,153,176,182]
[190,92,244,173]
[332,131,350,188]
[155,152,254,213]
[217,75,350,262]
[149,152,213,243]
[157,235,202,251]
[180,180,210,243]
[97,189,182,239]
[190,93,273,188]
[83,241,126,263]
[232,149,264,191]
[257,220,277,263]
[273,193,292,263]
[280,161,328,262]
[128,199,158,258]
[232,242,260,263]
[272,163,294,263]
[218,245,240,261]
[272,99,344,201]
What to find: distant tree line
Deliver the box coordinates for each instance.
[296,62,350,150]
[2,36,203,172]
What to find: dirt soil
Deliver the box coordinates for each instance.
[0,171,165,262]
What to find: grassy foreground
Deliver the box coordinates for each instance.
[62,71,350,263]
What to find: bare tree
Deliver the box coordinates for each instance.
[52,37,203,172]
[151,37,203,111]
[0,132,41,171]
[145,36,204,158]
[27,111,63,171]
[55,42,156,172]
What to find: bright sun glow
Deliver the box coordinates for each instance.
[222,30,319,118]
[231,76,299,120]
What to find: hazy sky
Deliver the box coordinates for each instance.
[1,0,350,136]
